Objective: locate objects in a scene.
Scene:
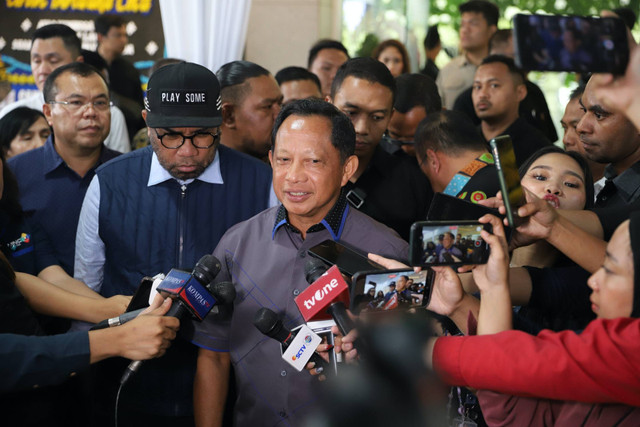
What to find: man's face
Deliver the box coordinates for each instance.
[396,276,408,291]
[233,75,282,159]
[459,12,494,52]
[442,233,454,249]
[31,37,77,91]
[561,96,584,153]
[577,79,640,165]
[473,62,523,123]
[309,48,349,97]
[388,106,427,157]
[145,119,218,181]
[270,114,356,228]
[280,79,321,106]
[101,24,128,56]
[43,72,111,150]
[331,76,393,159]
[587,221,633,319]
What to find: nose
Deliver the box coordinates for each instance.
[81,102,99,118]
[587,268,601,292]
[176,138,199,157]
[576,113,591,136]
[545,181,561,195]
[352,115,368,135]
[285,159,306,183]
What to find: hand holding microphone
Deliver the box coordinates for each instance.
[121,254,233,384]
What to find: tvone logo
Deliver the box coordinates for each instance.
[302,278,339,309]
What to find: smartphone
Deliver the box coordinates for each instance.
[351,268,434,314]
[489,135,522,228]
[513,13,629,74]
[307,240,384,278]
[409,220,491,267]
[125,276,155,311]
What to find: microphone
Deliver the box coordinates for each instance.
[297,258,355,336]
[121,255,225,384]
[253,307,328,374]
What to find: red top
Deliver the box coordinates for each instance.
[433,317,640,406]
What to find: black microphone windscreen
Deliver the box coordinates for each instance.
[193,254,222,284]
[253,307,289,343]
[304,257,328,284]
[208,281,236,305]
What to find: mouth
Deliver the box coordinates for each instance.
[284,190,311,201]
[543,194,560,208]
[79,125,102,133]
[475,102,490,111]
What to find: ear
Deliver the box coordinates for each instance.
[42,103,53,127]
[426,148,441,173]
[341,154,359,186]
[76,55,84,63]
[268,148,274,168]
[516,83,527,103]
[222,102,236,129]
[326,95,333,104]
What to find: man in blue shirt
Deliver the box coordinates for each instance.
[8,62,120,297]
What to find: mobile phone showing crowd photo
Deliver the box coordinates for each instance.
[409,221,491,267]
[350,269,434,314]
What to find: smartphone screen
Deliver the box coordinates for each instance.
[489,135,522,228]
[513,13,629,74]
[307,240,384,278]
[409,221,491,267]
[351,268,434,314]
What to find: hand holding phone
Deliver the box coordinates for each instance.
[470,215,511,296]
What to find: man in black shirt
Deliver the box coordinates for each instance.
[329,58,432,240]
[473,55,551,167]
[94,15,145,139]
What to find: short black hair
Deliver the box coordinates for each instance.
[489,29,512,53]
[94,15,126,35]
[394,73,441,114]
[43,62,109,103]
[32,24,81,59]
[518,145,594,209]
[330,57,396,104]
[459,0,499,27]
[81,49,108,72]
[480,54,525,85]
[424,25,441,51]
[217,60,271,105]
[275,66,321,92]
[569,84,585,101]
[308,39,349,68]
[414,110,486,160]
[271,98,355,163]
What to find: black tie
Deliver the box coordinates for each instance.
[595,179,617,207]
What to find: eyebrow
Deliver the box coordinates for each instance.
[605,250,618,265]
[66,92,109,99]
[579,98,610,116]
[529,165,584,182]
[343,102,388,114]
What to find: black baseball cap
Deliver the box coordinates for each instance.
[144,61,222,128]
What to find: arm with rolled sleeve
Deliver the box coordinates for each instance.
[74,176,105,293]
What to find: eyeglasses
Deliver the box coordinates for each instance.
[153,129,220,149]
[48,99,112,113]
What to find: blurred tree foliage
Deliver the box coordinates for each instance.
[430,0,640,18]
